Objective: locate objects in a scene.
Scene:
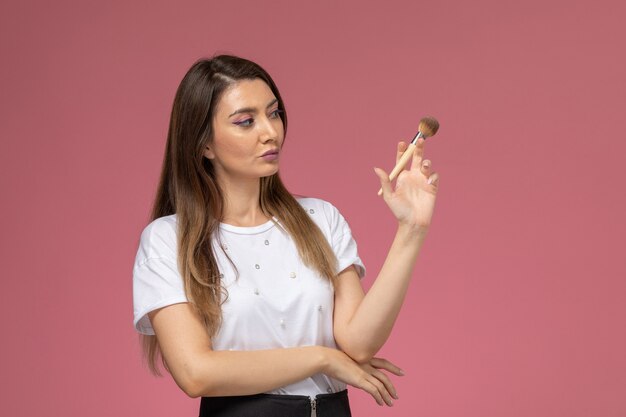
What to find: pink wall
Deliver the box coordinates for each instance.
[1,0,625,416]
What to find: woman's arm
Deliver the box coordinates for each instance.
[150,302,321,397]
[333,228,425,363]
[333,138,439,363]
[149,302,401,405]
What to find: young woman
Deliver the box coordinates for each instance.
[132,55,439,417]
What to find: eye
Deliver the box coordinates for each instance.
[269,109,284,119]
[233,118,254,127]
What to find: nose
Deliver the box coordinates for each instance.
[259,115,279,143]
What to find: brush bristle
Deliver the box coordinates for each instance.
[418,116,440,138]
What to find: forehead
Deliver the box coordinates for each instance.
[216,79,276,113]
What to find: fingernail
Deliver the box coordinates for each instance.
[398,369,405,375]
[427,177,433,185]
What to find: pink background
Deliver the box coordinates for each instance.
[1,0,625,416]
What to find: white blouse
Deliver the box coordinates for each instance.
[132,197,366,396]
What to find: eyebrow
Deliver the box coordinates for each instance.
[228,98,279,117]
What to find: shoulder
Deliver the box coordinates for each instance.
[295,196,334,214]
[294,195,365,277]
[140,214,177,238]
[293,196,348,236]
[135,214,178,264]
[294,195,340,220]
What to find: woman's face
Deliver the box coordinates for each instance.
[205,78,285,184]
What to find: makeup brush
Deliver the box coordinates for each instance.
[377,117,440,196]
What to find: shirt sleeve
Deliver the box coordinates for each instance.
[321,201,366,279]
[132,218,188,335]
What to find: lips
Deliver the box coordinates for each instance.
[261,149,279,157]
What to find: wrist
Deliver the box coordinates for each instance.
[312,346,331,374]
[396,223,429,242]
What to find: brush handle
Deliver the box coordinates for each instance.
[377,142,417,196]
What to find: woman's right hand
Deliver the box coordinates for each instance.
[320,347,404,406]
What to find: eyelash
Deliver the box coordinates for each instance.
[234,109,283,127]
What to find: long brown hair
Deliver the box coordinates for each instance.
[141,55,338,376]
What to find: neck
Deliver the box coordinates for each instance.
[217,175,270,227]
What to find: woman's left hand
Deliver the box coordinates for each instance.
[374,138,439,233]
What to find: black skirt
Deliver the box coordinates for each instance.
[199,389,351,417]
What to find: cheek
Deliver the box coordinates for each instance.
[219,142,247,162]
[211,122,244,158]
[276,122,286,143]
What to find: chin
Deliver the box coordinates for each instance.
[261,168,280,178]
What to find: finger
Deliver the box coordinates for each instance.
[371,368,398,400]
[421,159,432,176]
[396,141,409,169]
[370,357,405,376]
[410,138,425,170]
[361,379,384,406]
[374,167,393,197]
[389,143,416,183]
[367,374,394,406]
[427,172,440,186]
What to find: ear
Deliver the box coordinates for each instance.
[203,145,215,160]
